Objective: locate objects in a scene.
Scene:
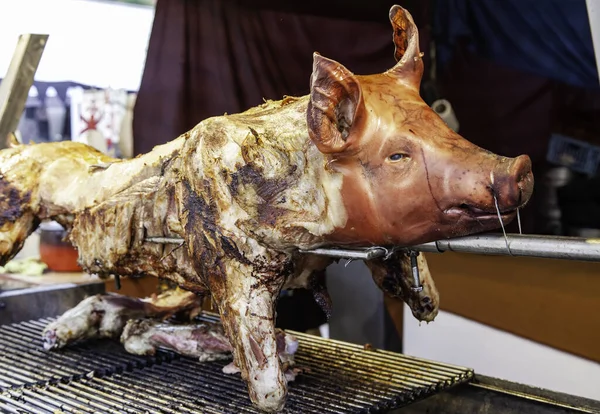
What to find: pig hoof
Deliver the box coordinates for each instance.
[42,329,59,350]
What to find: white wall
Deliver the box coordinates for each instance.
[403,306,600,401]
[0,0,155,91]
[586,0,600,85]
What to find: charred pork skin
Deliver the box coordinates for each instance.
[1,5,533,412]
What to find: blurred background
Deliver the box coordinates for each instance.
[0,0,598,402]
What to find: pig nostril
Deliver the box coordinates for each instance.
[512,155,533,179]
[517,170,532,187]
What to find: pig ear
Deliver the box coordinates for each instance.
[307,53,363,154]
[386,5,424,89]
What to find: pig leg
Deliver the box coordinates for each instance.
[209,260,287,413]
[42,290,204,350]
[365,252,439,322]
[0,172,39,265]
[0,152,44,265]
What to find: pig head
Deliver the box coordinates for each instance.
[309,6,534,247]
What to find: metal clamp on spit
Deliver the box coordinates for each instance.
[366,246,423,291]
[407,250,423,292]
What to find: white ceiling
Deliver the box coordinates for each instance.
[0,0,155,91]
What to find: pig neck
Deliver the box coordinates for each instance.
[320,158,383,247]
[180,95,350,252]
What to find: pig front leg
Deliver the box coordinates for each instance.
[0,166,41,266]
[365,251,439,322]
[0,212,39,266]
[209,259,287,413]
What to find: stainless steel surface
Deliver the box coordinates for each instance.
[397,374,600,414]
[0,34,48,149]
[0,282,105,325]
[0,313,473,413]
[148,233,600,262]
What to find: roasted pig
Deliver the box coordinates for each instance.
[0,5,533,412]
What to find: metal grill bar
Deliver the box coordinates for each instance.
[0,316,474,413]
[0,318,176,391]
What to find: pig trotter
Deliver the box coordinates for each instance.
[308,269,332,320]
[366,252,439,322]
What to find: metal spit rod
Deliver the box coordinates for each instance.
[146,233,600,262]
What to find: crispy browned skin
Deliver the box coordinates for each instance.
[0,6,534,412]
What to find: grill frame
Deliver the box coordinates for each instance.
[0,315,474,413]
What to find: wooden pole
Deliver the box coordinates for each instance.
[0,34,48,149]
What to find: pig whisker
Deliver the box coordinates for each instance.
[516,208,522,235]
[472,215,485,228]
[492,192,513,256]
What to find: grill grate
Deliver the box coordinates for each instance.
[0,318,177,391]
[0,315,473,413]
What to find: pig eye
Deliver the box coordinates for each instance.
[389,153,408,161]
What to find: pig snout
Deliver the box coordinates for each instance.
[490,154,534,211]
[442,151,534,226]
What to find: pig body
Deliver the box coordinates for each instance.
[0,5,533,412]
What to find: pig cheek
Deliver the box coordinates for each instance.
[372,169,439,236]
[368,174,410,229]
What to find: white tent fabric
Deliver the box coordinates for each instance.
[0,0,155,91]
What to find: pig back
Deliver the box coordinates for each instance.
[178,95,348,253]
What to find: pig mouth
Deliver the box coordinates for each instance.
[445,203,517,221]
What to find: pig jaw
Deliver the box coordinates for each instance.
[318,139,534,247]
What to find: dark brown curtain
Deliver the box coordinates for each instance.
[133,0,428,155]
[437,43,600,235]
[435,46,553,235]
